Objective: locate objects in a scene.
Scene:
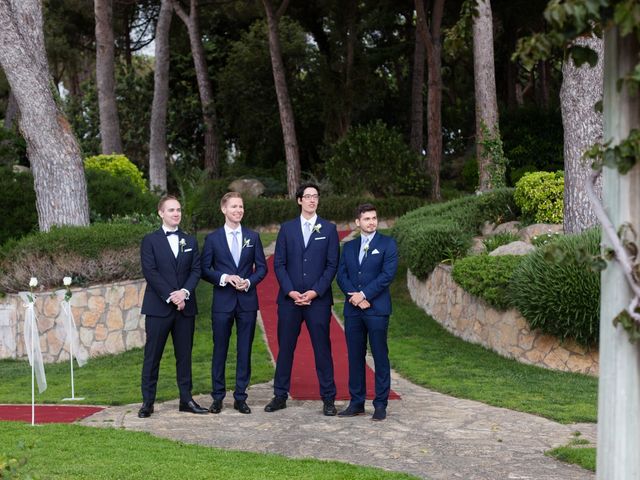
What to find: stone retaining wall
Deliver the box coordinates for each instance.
[0,279,146,363]
[407,265,599,376]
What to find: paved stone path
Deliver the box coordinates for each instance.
[81,372,595,479]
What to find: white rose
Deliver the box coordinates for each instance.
[63,276,72,286]
[29,277,38,288]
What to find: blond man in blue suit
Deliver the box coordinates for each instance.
[201,192,267,414]
[337,203,398,421]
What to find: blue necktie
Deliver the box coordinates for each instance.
[303,221,312,247]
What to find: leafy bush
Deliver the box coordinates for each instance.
[461,156,479,192]
[0,223,154,293]
[0,167,38,245]
[482,232,520,253]
[507,228,600,346]
[325,120,430,197]
[84,154,148,192]
[452,255,525,310]
[393,189,519,278]
[86,169,158,221]
[514,171,564,224]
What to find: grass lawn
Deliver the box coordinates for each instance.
[547,436,596,472]
[0,422,416,480]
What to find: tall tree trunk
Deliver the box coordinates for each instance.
[148,0,172,193]
[95,0,123,154]
[0,0,89,230]
[561,35,603,234]
[597,28,640,480]
[173,0,220,177]
[262,0,301,198]
[4,89,19,129]
[416,0,445,200]
[473,0,502,191]
[410,21,425,154]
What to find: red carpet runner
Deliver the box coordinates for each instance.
[0,404,104,424]
[257,231,400,401]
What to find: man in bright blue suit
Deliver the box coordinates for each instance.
[336,203,398,421]
[201,192,267,414]
[138,195,208,418]
[264,182,340,416]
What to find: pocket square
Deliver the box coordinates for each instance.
[184,248,193,252]
[315,236,326,240]
[371,249,380,255]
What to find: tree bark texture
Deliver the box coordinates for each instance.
[0,0,90,230]
[95,0,123,154]
[4,89,19,129]
[416,0,444,200]
[410,21,425,154]
[560,35,603,234]
[173,0,220,177]
[262,0,301,198]
[148,0,172,193]
[473,0,500,191]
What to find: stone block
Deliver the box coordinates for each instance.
[94,324,108,341]
[47,328,64,358]
[106,285,124,307]
[79,327,94,347]
[106,308,124,330]
[88,295,106,315]
[70,291,88,307]
[43,295,60,317]
[90,341,106,357]
[125,330,145,349]
[124,309,143,331]
[123,285,139,310]
[105,331,125,354]
[81,310,100,328]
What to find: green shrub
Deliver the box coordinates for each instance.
[325,120,430,197]
[86,169,158,221]
[452,255,525,310]
[393,189,519,278]
[507,228,600,346]
[0,223,154,293]
[0,167,38,245]
[483,232,520,253]
[84,154,148,192]
[514,171,564,224]
[461,156,479,192]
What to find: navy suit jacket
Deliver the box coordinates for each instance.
[337,232,398,317]
[201,227,267,313]
[274,216,339,306]
[140,228,201,317]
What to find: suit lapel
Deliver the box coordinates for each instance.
[158,229,178,269]
[218,228,236,268]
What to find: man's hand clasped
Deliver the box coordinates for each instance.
[227,274,249,291]
[169,290,187,311]
[348,291,370,310]
[289,289,318,306]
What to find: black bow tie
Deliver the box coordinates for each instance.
[165,230,179,236]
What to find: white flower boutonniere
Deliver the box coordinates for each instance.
[63,276,73,302]
[243,238,252,248]
[179,238,186,253]
[27,277,38,303]
[363,244,369,258]
[313,223,322,234]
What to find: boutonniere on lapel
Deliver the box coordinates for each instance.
[363,243,369,259]
[243,238,252,249]
[313,223,322,234]
[179,238,186,253]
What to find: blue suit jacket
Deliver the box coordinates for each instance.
[140,228,201,317]
[337,232,398,317]
[274,216,339,306]
[201,227,267,313]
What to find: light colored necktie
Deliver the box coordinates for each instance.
[359,237,370,264]
[231,231,241,266]
[303,221,312,247]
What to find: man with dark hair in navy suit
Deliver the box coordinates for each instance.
[201,192,267,414]
[138,195,208,418]
[336,203,398,421]
[264,182,340,416]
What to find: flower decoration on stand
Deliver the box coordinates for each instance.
[313,223,322,234]
[27,277,38,303]
[179,238,186,253]
[63,276,73,302]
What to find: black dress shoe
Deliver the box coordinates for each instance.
[337,403,365,417]
[137,402,154,418]
[264,396,287,412]
[372,407,387,421]
[179,399,208,414]
[323,399,337,416]
[209,399,223,414]
[233,400,251,414]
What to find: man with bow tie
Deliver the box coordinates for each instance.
[201,192,267,414]
[138,195,207,418]
[336,203,398,421]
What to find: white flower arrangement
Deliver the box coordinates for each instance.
[179,238,186,252]
[27,277,38,303]
[63,276,73,302]
[313,223,322,234]
[243,238,252,248]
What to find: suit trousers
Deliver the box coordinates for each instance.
[211,309,257,401]
[273,302,336,400]
[141,310,195,404]
[344,314,390,409]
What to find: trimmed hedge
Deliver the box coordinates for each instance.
[0,167,38,245]
[86,169,158,221]
[452,255,525,310]
[0,223,154,293]
[514,171,564,224]
[190,195,425,230]
[392,189,519,278]
[507,228,600,346]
